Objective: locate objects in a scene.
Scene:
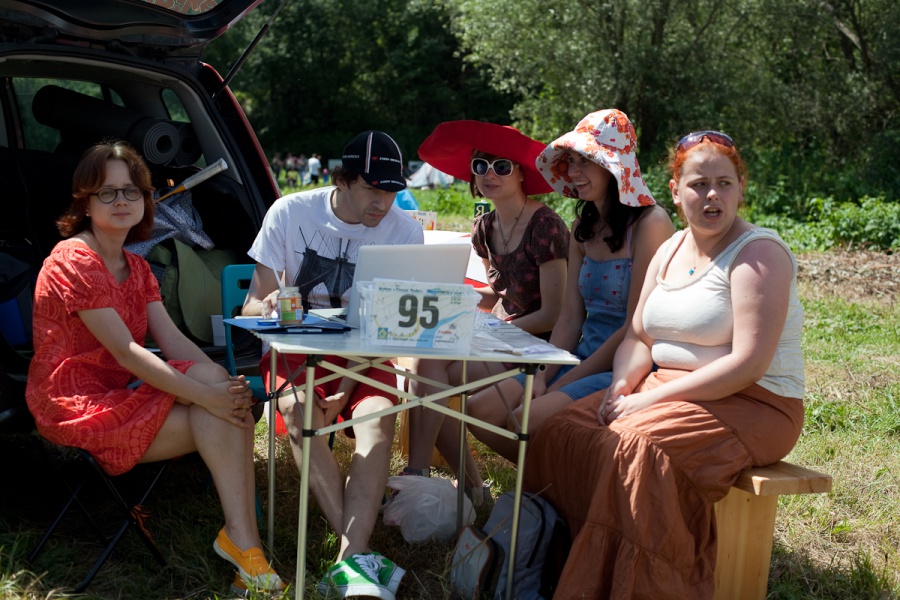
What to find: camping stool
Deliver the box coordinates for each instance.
[28,446,169,593]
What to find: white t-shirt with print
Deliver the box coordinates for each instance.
[248,186,424,310]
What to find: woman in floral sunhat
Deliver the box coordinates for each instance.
[466,109,674,461]
[402,121,569,503]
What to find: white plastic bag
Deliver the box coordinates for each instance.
[383,476,475,543]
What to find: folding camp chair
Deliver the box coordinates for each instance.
[221,263,268,402]
[220,263,335,448]
[28,446,169,593]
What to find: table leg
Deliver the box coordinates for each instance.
[505,364,537,600]
[295,354,318,599]
[268,350,278,554]
[456,361,468,530]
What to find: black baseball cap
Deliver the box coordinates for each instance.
[341,130,407,192]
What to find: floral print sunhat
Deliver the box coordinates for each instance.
[536,109,656,207]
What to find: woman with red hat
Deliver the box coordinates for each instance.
[403,121,569,501]
[466,109,675,461]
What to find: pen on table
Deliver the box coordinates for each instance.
[493,348,522,356]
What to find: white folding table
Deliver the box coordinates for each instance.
[237,319,579,599]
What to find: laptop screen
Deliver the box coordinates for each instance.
[340,243,472,328]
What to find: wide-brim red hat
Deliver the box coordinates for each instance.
[417,120,553,196]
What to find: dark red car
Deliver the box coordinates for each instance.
[0,0,279,429]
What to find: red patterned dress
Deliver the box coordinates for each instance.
[26,240,193,475]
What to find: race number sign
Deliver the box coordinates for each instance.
[359,280,478,351]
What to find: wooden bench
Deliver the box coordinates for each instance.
[713,461,832,599]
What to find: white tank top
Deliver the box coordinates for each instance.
[643,227,805,398]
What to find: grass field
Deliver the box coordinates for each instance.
[0,183,898,599]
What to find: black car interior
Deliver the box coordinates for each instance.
[0,73,263,429]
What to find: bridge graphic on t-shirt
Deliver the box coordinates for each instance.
[291,229,362,311]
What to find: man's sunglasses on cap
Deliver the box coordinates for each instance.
[471,158,515,177]
[676,130,734,153]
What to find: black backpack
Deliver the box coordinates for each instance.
[450,491,570,599]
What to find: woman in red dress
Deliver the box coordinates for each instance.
[25,141,283,594]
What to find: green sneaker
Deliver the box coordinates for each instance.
[316,554,394,599]
[369,552,405,595]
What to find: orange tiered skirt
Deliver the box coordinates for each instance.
[524,369,803,599]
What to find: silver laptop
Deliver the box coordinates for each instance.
[313,243,472,328]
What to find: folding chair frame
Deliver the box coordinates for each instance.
[28,447,168,593]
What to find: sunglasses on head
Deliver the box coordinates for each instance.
[676,130,734,153]
[471,158,515,177]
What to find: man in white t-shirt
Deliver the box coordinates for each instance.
[244,131,422,599]
[308,153,322,184]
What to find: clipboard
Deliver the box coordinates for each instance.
[224,315,351,334]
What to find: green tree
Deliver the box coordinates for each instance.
[203,0,900,206]
[446,0,900,206]
[747,0,900,203]
[444,0,752,158]
[205,0,514,164]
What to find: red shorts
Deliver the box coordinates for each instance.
[260,352,398,434]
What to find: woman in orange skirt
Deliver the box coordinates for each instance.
[525,131,805,599]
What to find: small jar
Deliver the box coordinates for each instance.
[277,287,303,326]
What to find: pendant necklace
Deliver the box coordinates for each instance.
[496,199,527,253]
[688,234,704,275]
[688,228,731,276]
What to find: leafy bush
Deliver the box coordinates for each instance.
[747,213,835,253]
[748,195,900,252]
[412,176,899,254]
[809,196,900,250]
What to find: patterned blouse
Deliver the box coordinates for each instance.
[472,205,569,323]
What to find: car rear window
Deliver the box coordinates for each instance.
[13,78,123,152]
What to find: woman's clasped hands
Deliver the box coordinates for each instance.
[203,374,254,427]
[598,383,660,425]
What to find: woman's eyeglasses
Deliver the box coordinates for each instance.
[91,186,144,204]
[676,130,734,153]
[471,158,515,177]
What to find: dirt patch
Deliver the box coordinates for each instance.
[797,249,899,306]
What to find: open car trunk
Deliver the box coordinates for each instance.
[0,0,279,425]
